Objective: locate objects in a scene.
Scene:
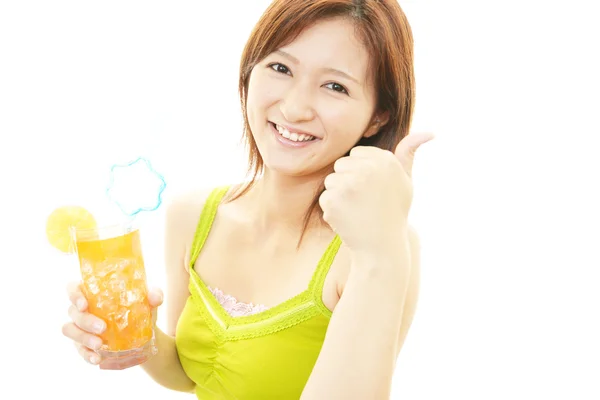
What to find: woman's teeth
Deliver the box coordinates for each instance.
[275,124,316,142]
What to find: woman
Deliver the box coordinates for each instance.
[62,0,433,398]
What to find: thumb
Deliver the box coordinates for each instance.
[394,132,435,176]
[148,287,163,327]
[148,287,164,309]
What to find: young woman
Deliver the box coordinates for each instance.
[62,0,433,398]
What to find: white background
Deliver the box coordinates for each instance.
[1,1,599,399]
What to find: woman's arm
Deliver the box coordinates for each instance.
[140,189,212,393]
[301,227,421,400]
[140,327,195,392]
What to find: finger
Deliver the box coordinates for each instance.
[318,188,331,210]
[349,145,383,158]
[67,281,87,312]
[394,132,435,176]
[68,304,106,335]
[75,342,101,365]
[318,189,337,226]
[323,172,346,190]
[333,156,363,173]
[333,156,351,173]
[147,287,164,308]
[62,322,103,351]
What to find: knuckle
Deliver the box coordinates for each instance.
[62,322,85,345]
[69,306,94,333]
[319,192,330,210]
[76,330,90,346]
[80,314,98,333]
[318,191,326,207]
[333,158,344,171]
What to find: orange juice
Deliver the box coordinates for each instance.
[73,222,156,369]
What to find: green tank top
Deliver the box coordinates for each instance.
[175,185,342,399]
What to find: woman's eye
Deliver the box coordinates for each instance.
[325,82,349,95]
[269,63,291,75]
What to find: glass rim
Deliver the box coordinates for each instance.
[69,217,138,236]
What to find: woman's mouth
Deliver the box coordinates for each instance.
[271,122,317,142]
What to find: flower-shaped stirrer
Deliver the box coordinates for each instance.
[106,157,167,218]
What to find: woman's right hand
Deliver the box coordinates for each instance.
[62,281,164,365]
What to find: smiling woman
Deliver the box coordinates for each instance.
[232,0,417,248]
[60,1,427,399]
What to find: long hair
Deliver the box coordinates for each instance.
[226,0,415,248]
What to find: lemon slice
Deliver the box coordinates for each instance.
[46,206,97,253]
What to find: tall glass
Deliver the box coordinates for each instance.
[71,219,156,370]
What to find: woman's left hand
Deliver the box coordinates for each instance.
[319,132,434,255]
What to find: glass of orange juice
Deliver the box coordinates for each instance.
[71,218,156,370]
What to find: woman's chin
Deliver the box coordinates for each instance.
[263,162,311,178]
[262,160,331,181]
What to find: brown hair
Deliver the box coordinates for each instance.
[226,0,415,248]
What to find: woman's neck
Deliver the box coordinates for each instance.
[244,168,330,235]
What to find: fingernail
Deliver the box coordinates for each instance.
[92,321,105,334]
[90,354,100,364]
[76,298,86,311]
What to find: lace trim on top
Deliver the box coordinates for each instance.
[207,286,270,317]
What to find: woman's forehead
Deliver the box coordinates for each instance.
[276,18,370,81]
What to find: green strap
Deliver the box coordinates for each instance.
[309,234,342,316]
[189,185,231,269]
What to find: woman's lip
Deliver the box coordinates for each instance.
[270,122,320,148]
[270,121,321,139]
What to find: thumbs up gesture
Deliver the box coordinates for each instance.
[319,132,434,255]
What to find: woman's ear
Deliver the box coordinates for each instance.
[363,111,390,138]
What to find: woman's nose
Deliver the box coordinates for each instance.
[279,84,316,123]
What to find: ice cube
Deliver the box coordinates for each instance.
[81,260,94,276]
[119,289,141,307]
[115,308,130,331]
[96,259,122,278]
[133,268,144,280]
[86,276,100,295]
[97,295,118,315]
[107,272,127,293]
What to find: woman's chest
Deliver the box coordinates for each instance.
[193,227,350,313]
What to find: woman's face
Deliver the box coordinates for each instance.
[245,17,382,178]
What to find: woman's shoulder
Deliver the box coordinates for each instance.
[164,186,213,224]
[163,184,230,227]
[160,184,232,276]
[162,183,241,244]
